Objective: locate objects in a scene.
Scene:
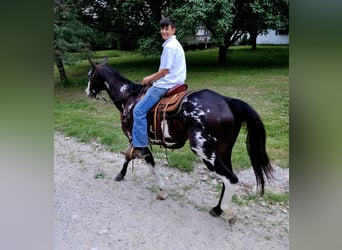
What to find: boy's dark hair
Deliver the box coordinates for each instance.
[160,17,176,28]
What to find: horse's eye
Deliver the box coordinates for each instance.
[88,70,92,78]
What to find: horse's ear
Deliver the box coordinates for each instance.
[88,58,97,68]
[102,57,108,65]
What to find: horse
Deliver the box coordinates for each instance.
[85,57,273,223]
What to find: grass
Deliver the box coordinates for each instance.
[94,169,106,179]
[54,45,288,171]
[232,191,289,206]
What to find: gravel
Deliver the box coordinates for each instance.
[54,131,289,249]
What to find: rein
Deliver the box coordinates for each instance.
[91,89,137,104]
[92,91,138,109]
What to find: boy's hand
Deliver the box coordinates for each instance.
[142,76,153,85]
[142,69,168,85]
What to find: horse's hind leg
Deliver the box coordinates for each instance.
[210,125,241,223]
[210,174,237,224]
[144,148,168,200]
[187,129,237,222]
[214,143,241,223]
[207,158,238,224]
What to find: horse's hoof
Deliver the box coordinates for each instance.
[209,207,222,217]
[115,174,124,181]
[228,216,237,225]
[156,190,168,200]
[222,210,237,225]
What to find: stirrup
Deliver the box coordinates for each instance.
[120,145,149,160]
[120,144,135,159]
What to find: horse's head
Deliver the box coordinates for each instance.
[85,57,108,99]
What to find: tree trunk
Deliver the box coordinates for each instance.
[218,45,228,64]
[249,32,258,50]
[54,52,68,84]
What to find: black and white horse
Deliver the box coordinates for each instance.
[85,57,273,222]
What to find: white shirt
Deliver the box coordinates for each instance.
[153,35,186,89]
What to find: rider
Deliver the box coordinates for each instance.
[126,17,187,159]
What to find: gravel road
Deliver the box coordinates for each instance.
[54,131,289,250]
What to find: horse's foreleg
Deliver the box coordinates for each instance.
[115,158,130,181]
[145,153,168,200]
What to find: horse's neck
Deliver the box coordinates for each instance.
[105,73,142,113]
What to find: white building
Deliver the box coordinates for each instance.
[256,29,289,45]
[184,26,289,50]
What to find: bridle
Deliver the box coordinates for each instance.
[87,66,100,99]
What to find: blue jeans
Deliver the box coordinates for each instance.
[132,86,168,147]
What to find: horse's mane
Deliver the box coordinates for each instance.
[104,65,142,95]
[104,66,134,84]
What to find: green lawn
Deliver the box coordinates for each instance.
[54,46,288,171]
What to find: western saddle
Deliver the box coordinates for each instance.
[121,84,193,147]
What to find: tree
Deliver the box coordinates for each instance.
[53,0,288,70]
[244,0,289,50]
[172,0,289,63]
[79,0,184,53]
[54,0,94,84]
[172,0,241,63]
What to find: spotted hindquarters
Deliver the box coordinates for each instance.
[182,89,240,223]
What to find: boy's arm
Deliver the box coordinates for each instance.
[142,68,169,85]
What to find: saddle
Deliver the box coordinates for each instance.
[150,84,192,146]
[151,84,189,113]
[121,84,193,147]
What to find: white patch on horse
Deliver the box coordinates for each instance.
[161,120,172,139]
[127,103,134,111]
[217,175,236,217]
[184,110,205,128]
[85,80,91,96]
[185,100,207,125]
[120,84,128,94]
[149,122,177,147]
[191,132,215,165]
[104,81,110,90]
[194,109,206,124]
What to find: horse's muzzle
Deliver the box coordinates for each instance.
[89,91,97,99]
[86,89,97,99]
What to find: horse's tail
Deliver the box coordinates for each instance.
[227,97,273,196]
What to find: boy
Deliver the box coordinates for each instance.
[127,17,187,159]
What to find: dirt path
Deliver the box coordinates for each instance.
[54,131,289,250]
